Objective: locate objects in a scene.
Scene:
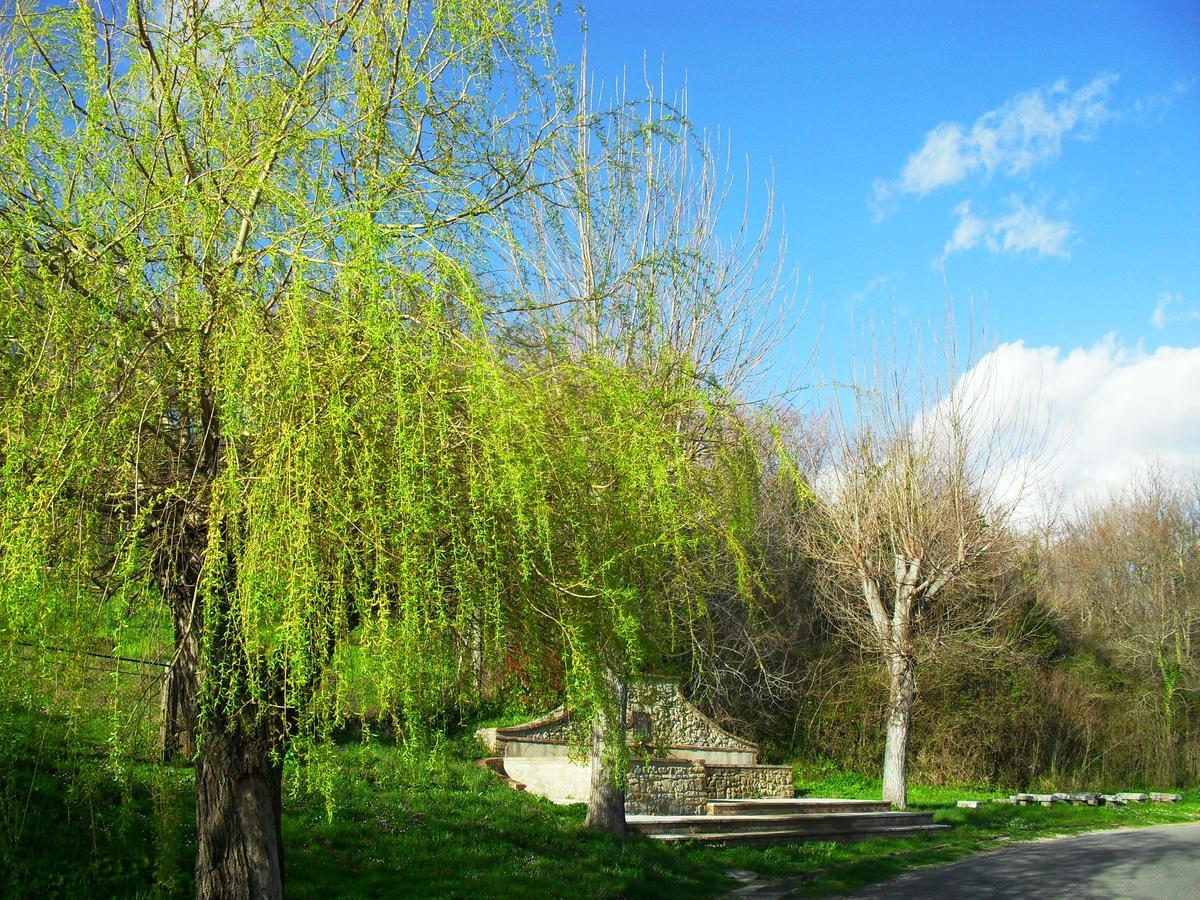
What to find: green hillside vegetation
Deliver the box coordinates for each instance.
[3,700,1198,899]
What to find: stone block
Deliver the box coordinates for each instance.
[1150,792,1181,803]
[956,800,984,808]
[1116,792,1149,802]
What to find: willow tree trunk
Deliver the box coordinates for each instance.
[882,653,917,809]
[584,680,628,836]
[194,719,285,900]
[160,598,200,760]
[155,494,206,761]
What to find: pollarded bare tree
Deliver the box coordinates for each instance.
[807,327,1039,807]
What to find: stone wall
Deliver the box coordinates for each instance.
[513,714,572,742]
[624,760,794,814]
[478,708,573,753]
[626,759,707,815]
[484,680,757,758]
[629,680,757,755]
[705,764,793,800]
[479,678,788,814]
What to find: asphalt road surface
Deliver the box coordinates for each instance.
[849,822,1200,899]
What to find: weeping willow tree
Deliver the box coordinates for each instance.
[0,1,765,894]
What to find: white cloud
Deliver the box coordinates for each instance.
[1149,291,1197,329]
[874,73,1117,210]
[941,201,987,258]
[900,123,975,196]
[988,201,1073,256]
[939,198,1072,263]
[1151,292,1177,328]
[946,338,1200,523]
[847,276,890,308]
[1131,78,1194,119]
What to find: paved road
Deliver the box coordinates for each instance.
[849,822,1200,899]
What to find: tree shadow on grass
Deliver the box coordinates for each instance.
[282,740,736,899]
[0,704,195,898]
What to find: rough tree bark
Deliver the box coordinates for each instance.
[194,718,285,900]
[154,470,209,762]
[882,652,917,809]
[191,528,288,900]
[584,679,628,836]
[160,596,200,761]
[152,469,291,897]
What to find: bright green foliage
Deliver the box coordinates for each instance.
[0,0,758,779]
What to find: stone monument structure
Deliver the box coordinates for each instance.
[476,678,793,815]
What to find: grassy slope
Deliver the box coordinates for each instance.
[0,704,195,898]
[2,705,1198,898]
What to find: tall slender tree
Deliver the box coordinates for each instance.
[498,46,792,834]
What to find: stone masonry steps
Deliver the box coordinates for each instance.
[706,798,891,816]
[640,822,949,845]
[627,809,943,841]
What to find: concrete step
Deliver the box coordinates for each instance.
[706,798,891,816]
[627,810,937,837]
[643,822,950,846]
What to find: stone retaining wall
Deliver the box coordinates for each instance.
[480,678,787,813]
[624,759,794,814]
[705,764,793,800]
[481,679,757,761]
[626,759,707,815]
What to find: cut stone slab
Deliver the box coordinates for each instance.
[707,798,889,816]
[627,810,948,845]
[725,869,761,885]
[1117,792,1150,802]
[1151,792,1182,803]
[629,810,937,835]
[956,800,985,808]
[1101,795,1126,805]
[644,823,949,845]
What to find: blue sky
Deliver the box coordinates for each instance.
[557,1,1200,507]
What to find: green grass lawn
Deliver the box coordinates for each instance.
[3,704,1198,898]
